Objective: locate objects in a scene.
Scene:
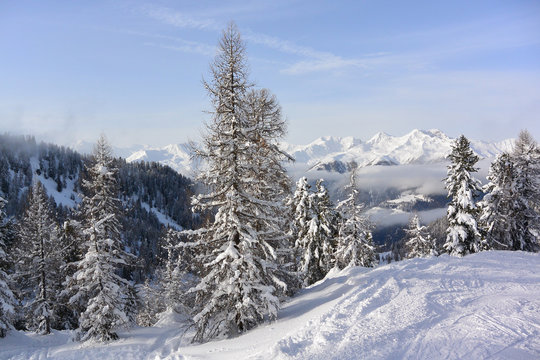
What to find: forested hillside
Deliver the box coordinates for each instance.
[0,133,195,279]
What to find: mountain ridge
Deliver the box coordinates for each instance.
[119,129,515,176]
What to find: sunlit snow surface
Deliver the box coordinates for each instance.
[2,251,539,359]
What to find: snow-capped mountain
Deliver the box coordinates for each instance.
[126,143,196,176]
[282,129,514,173]
[122,129,514,176]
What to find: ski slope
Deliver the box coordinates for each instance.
[2,251,539,359]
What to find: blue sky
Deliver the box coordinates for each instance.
[1,0,539,147]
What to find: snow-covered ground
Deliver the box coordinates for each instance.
[2,251,539,359]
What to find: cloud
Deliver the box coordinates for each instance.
[143,41,215,56]
[118,29,216,56]
[139,5,365,74]
[388,11,540,54]
[278,11,540,75]
[243,30,368,74]
[282,58,363,75]
[243,31,336,59]
[138,4,540,77]
[140,5,220,31]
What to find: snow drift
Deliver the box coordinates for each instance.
[1,251,539,359]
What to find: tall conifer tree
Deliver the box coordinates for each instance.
[510,130,540,252]
[0,196,15,337]
[404,214,437,258]
[16,181,61,334]
[68,135,133,341]
[293,179,335,286]
[334,169,376,268]
[443,135,484,256]
[184,23,289,342]
[479,153,515,250]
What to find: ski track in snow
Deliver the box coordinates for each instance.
[1,251,539,360]
[270,254,540,360]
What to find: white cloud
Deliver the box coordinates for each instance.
[243,30,369,74]
[141,5,220,30]
[143,41,215,56]
[139,6,366,74]
[117,29,216,56]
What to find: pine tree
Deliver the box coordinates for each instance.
[334,169,376,268]
[293,179,336,286]
[443,135,483,256]
[479,153,515,250]
[56,219,84,330]
[184,23,288,342]
[15,181,61,334]
[313,180,337,275]
[289,177,311,264]
[404,214,437,258]
[0,196,16,337]
[242,88,293,293]
[510,130,540,252]
[68,135,133,341]
[159,227,191,313]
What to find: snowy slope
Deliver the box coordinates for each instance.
[2,251,539,359]
[29,157,81,209]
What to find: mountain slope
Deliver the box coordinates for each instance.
[0,134,195,278]
[2,251,539,359]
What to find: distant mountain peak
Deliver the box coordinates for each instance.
[367,131,392,145]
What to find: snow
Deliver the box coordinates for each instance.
[386,193,431,205]
[29,157,81,209]
[140,202,183,230]
[2,251,539,359]
[126,144,197,177]
[280,129,514,169]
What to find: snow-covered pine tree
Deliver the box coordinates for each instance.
[0,196,16,337]
[144,227,198,326]
[479,153,515,250]
[243,88,294,292]
[404,214,437,258]
[289,176,311,267]
[68,135,134,341]
[313,180,337,275]
[53,219,85,330]
[184,23,288,342]
[15,181,61,334]
[443,135,484,256]
[334,169,376,269]
[510,130,540,252]
[293,179,336,286]
[159,227,189,313]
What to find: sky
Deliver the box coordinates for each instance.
[1,0,539,148]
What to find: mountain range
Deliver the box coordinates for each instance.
[73,129,515,231]
[119,129,514,176]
